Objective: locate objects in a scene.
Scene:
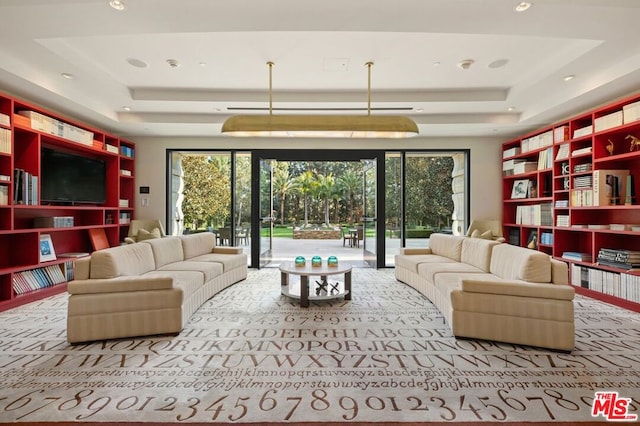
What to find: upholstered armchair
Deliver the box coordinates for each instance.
[465,220,505,243]
[124,219,166,244]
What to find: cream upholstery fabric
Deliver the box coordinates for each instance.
[394,233,574,351]
[428,233,465,261]
[490,243,551,283]
[67,233,248,343]
[89,243,156,279]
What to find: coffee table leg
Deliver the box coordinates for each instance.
[344,270,352,300]
[300,275,309,307]
[281,271,288,287]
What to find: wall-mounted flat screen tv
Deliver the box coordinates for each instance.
[41,147,106,204]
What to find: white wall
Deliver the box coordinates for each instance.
[130,136,504,229]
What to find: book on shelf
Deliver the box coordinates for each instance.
[503,146,521,158]
[555,144,570,160]
[554,125,569,142]
[0,112,10,127]
[11,264,67,295]
[537,147,553,170]
[573,163,592,173]
[0,185,8,205]
[555,199,569,208]
[572,146,592,156]
[0,127,11,154]
[609,224,633,231]
[556,214,570,227]
[513,161,537,175]
[592,169,629,206]
[540,232,553,245]
[515,203,552,226]
[594,110,623,132]
[587,224,610,230]
[562,251,592,262]
[573,125,593,139]
[623,100,640,124]
[13,168,38,205]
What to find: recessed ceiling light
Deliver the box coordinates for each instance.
[514,2,532,12]
[457,59,474,70]
[432,61,441,67]
[199,62,207,67]
[488,59,509,69]
[61,73,74,79]
[123,106,131,111]
[166,59,180,68]
[414,108,424,113]
[109,0,126,11]
[563,74,575,81]
[508,107,516,112]
[127,58,148,68]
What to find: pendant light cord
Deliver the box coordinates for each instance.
[267,61,274,116]
[366,62,374,117]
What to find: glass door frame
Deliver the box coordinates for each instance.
[251,149,386,269]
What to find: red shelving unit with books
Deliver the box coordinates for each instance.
[0,90,136,312]
[502,92,640,312]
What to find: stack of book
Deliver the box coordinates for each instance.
[562,251,592,262]
[596,248,640,270]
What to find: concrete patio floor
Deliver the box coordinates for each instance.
[236,236,430,268]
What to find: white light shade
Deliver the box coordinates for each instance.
[221,114,419,138]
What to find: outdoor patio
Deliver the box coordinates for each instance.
[237,235,430,268]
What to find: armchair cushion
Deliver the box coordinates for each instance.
[137,227,162,241]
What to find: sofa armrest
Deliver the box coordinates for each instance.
[459,279,575,301]
[213,246,243,254]
[399,247,432,255]
[68,276,174,295]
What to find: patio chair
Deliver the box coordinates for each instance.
[342,227,355,247]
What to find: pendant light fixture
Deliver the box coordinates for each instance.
[221,61,419,138]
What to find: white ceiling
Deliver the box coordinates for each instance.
[1,0,640,140]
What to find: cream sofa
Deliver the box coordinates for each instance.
[395,233,575,351]
[67,232,247,343]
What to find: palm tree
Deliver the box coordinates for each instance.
[273,164,298,225]
[295,170,317,227]
[316,173,336,226]
[337,169,361,224]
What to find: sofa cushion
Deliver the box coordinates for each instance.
[189,253,247,272]
[179,233,216,259]
[417,262,485,283]
[158,260,224,282]
[461,237,500,271]
[433,272,504,297]
[142,270,204,301]
[395,253,456,273]
[428,233,465,261]
[142,237,185,268]
[90,243,155,279]
[490,243,551,283]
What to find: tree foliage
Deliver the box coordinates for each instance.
[181,155,231,230]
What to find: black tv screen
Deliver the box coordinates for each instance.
[41,148,106,204]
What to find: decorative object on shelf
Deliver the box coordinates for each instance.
[606,139,615,156]
[311,256,322,267]
[327,256,338,267]
[511,179,529,199]
[294,256,306,267]
[526,231,538,250]
[626,134,640,152]
[39,234,57,262]
[625,175,635,205]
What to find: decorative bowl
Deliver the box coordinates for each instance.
[311,256,322,266]
[327,256,338,266]
[294,256,306,267]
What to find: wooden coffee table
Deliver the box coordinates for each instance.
[279,261,352,307]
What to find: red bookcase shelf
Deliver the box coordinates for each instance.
[502,92,640,312]
[0,90,136,312]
